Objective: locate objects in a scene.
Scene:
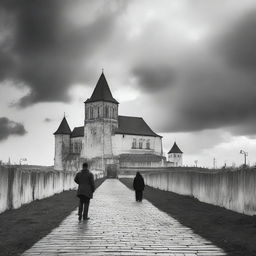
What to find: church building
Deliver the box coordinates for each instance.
[54,73,165,174]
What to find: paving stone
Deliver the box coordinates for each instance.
[22,179,226,256]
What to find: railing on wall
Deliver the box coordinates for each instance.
[143,168,256,216]
[0,166,104,214]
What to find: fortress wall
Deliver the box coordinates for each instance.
[143,168,256,215]
[0,166,104,214]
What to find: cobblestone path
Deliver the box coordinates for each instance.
[23,179,226,256]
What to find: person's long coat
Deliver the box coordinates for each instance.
[74,169,95,199]
[133,174,145,191]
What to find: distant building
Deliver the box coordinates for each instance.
[54,73,165,174]
[167,142,183,167]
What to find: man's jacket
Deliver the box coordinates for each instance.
[74,169,95,198]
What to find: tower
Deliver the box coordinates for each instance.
[54,117,71,170]
[168,142,183,167]
[83,72,119,161]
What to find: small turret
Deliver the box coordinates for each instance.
[168,142,183,167]
[54,117,71,170]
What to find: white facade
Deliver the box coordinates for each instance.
[112,134,162,156]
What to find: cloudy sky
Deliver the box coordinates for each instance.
[1,0,256,167]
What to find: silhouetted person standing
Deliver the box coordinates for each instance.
[133,172,145,202]
[74,162,95,221]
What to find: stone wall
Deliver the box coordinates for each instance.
[143,168,256,216]
[0,165,104,214]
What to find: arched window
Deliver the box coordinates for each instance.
[146,139,150,149]
[79,142,82,152]
[90,106,93,119]
[97,106,100,118]
[105,106,109,118]
[139,139,143,149]
[74,142,78,153]
[132,138,136,149]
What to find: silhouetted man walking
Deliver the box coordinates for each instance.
[133,172,145,202]
[74,162,95,221]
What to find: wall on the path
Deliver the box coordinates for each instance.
[0,166,104,214]
[143,168,256,216]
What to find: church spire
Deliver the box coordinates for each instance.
[168,142,183,154]
[85,73,119,104]
[54,116,71,135]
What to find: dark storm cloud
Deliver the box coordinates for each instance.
[0,0,125,107]
[0,117,27,141]
[217,9,256,70]
[168,70,256,133]
[132,65,176,92]
[149,57,256,135]
[143,8,256,135]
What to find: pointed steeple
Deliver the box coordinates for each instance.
[85,72,119,104]
[168,142,183,154]
[54,117,71,135]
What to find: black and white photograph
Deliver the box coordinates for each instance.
[0,0,256,255]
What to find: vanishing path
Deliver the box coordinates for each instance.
[23,179,226,255]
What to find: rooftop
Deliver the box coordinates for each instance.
[115,115,162,138]
[119,153,163,162]
[70,115,162,138]
[71,126,84,138]
[54,117,71,135]
[168,142,183,154]
[85,73,119,104]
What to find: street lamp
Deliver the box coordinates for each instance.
[240,150,248,166]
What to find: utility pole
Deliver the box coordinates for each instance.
[240,150,248,166]
[213,157,216,169]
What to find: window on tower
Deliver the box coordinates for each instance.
[105,106,109,118]
[90,106,93,119]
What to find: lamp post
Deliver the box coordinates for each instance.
[240,150,248,166]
